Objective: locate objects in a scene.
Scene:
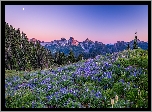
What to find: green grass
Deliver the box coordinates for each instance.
[5,49,148,108]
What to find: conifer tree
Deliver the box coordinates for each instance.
[127,43,130,50]
[54,51,59,64]
[5,22,55,71]
[133,35,138,49]
[68,50,75,63]
[77,54,83,62]
[57,51,62,65]
[60,52,66,65]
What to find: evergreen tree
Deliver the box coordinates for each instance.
[68,50,75,63]
[54,51,59,64]
[60,52,66,65]
[57,51,62,65]
[5,22,54,71]
[77,54,83,62]
[127,43,130,50]
[133,35,138,49]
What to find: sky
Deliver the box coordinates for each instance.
[5,5,148,44]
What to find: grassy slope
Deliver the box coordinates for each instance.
[5,49,148,108]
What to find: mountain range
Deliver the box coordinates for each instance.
[34,37,148,59]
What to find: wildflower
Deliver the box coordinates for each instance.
[73,90,76,94]
[32,101,35,108]
[48,85,52,89]
[91,76,95,80]
[107,73,112,79]
[46,95,53,101]
[134,85,138,88]
[133,72,136,77]
[111,99,114,108]
[7,82,12,86]
[95,91,102,98]
[86,88,89,92]
[122,55,125,58]
[117,64,120,67]
[138,89,141,97]
[124,87,127,91]
[115,95,118,103]
[119,79,125,84]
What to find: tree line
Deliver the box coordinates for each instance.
[5,22,83,71]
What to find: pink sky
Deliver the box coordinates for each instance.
[5,5,148,44]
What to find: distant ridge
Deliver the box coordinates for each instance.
[40,36,148,59]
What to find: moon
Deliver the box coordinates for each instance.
[23,8,24,10]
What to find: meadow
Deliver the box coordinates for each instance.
[5,49,148,108]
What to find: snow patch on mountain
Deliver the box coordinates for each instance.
[79,43,84,50]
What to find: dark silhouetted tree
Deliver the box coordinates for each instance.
[76,54,83,62]
[127,43,130,50]
[133,34,138,49]
[68,50,75,63]
[5,22,55,71]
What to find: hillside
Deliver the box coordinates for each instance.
[5,49,148,108]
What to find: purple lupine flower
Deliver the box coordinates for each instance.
[127,82,130,86]
[32,101,35,108]
[73,90,77,96]
[60,88,68,94]
[5,84,8,89]
[98,77,102,82]
[101,66,104,69]
[46,95,53,101]
[133,85,138,88]
[14,85,19,90]
[91,76,95,80]
[105,62,109,66]
[40,70,46,75]
[103,85,108,90]
[104,72,106,76]
[33,78,38,83]
[26,83,36,89]
[46,77,51,81]
[48,85,52,89]
[118,64,121,68]
[72,73,76,78]
[126,66,133,71]
[95,55,101,60]
[69,89,73,94]
[119,79,125,84]
[107,74,112,79]
[133,72,137,77]
[95,91,102,98]
[91,90,95,93]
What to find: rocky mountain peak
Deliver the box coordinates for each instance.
[68,37,79,46]
[69,37,74,40]
[85,38,89,42]
[84,38,94,43]
[61,38,66,41]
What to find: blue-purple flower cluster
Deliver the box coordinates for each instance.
[5,49,148,108]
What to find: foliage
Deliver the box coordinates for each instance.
[127,43,130,50]
[5,22,54,71]
[133,35,138,49]
[5,48,148,108]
